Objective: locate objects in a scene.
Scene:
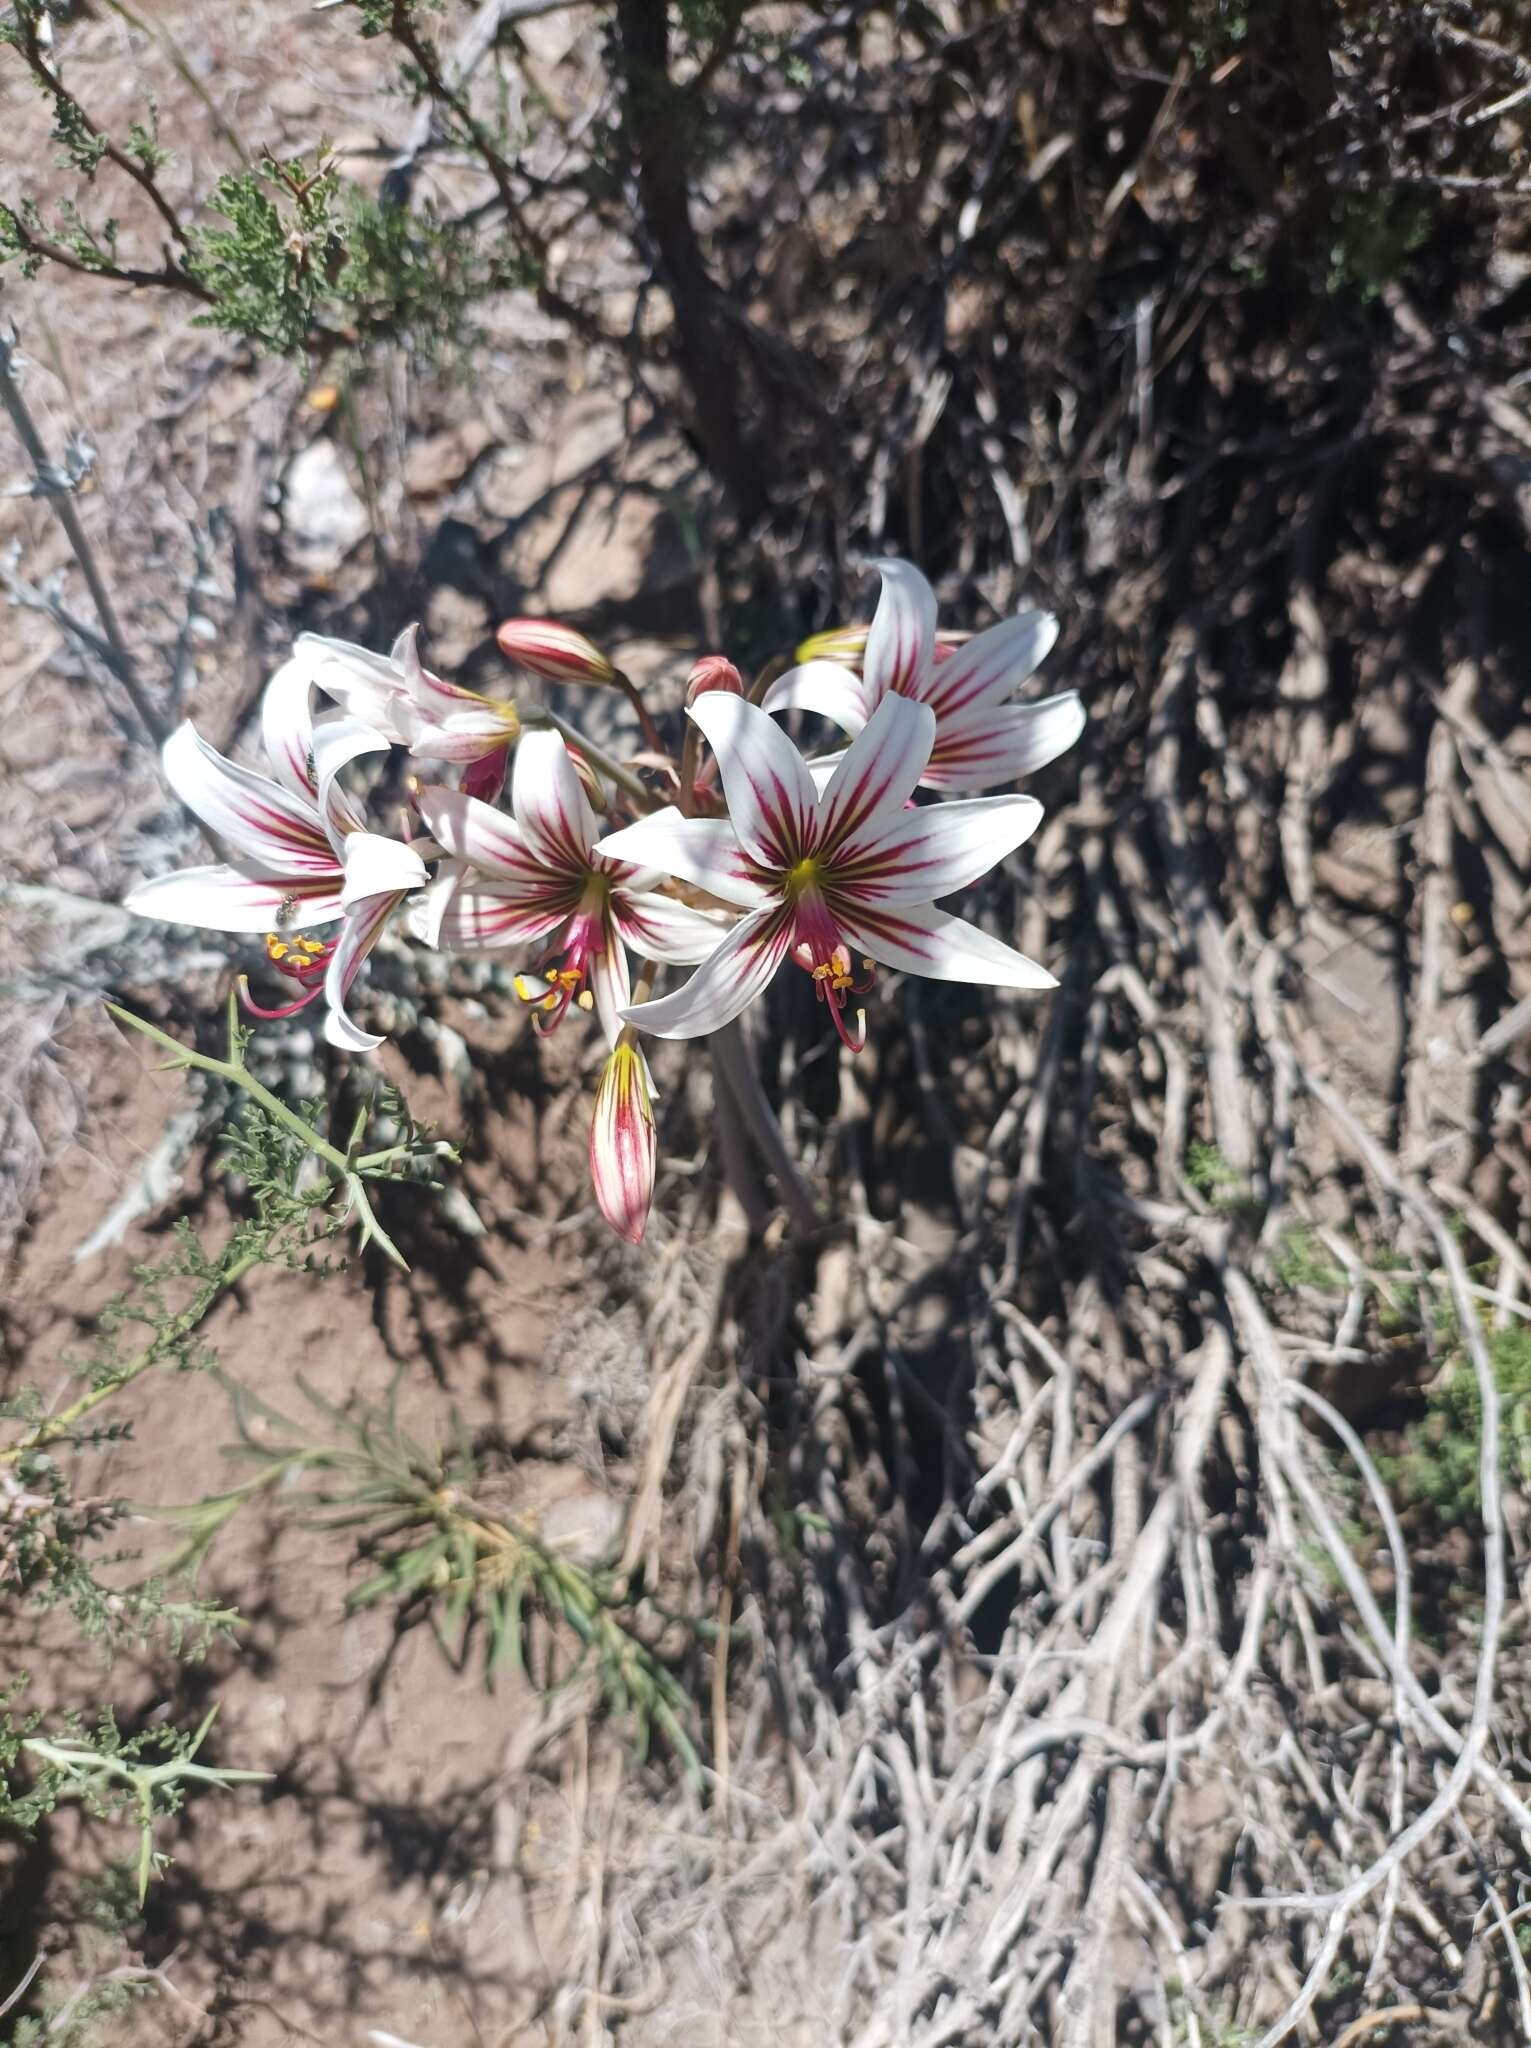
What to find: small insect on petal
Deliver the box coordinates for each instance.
[589,1039,656,1245]
[496,617,616,686]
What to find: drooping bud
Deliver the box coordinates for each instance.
[685,656,745,705]
[589,1038,656,1246]
[794,624,869,670]
[496,617,615,686]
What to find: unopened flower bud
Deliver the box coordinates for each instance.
[496,617,615,686]
[794,623,970,673]
[589,1038,656,1245]
[685,656,744,705]
[795,624,869,671]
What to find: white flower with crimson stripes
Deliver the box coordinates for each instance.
[283,625,521,803]
[413,729,726,1045]
[764,557,1083,792]
[594,690,1055,1048]
[123,663,427,1051]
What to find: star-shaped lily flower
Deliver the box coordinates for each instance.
[124,662,428,1052]
[593,691,1054,1048]
[763,558,1083,792]
[288,625,521,802]
[413,730,726,1045]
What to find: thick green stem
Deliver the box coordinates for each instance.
[532,708,659,811]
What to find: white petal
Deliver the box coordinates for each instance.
[124,865,345,934]
[923,692,1086,792]
[835,794,1043,905]
[862,558,937,706]
[411,867,460,946]
[922,612,1060,720]
[590,917,632,1048]
[512,729,598,875]
[431,881,572,953]
[760,660,872,736]
[610,887,731,965]
[295,631,412,738]
[262,657,318,799]
[818,692,935,855]
[313,717,393,854]
[407,708,519,765]
[322,892,403,1052]
[839,899,1057,991]
[620,906,794,1040]
[161,722,336,874]
[594,809,770,909]
[397,621,506,727]
[413,785,555,889]
[686,693,816,871]
[340,830,428,909]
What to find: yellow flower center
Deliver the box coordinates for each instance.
[784,856,821,901]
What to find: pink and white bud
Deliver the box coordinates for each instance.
[496,617,615,686]
[685,656,744,706]
[589,1039,656,1245]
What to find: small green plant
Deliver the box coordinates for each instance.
[1186,1142,1239,1198]
[160,1376,703,1777]
[1270,1225,1347,1293]
[14,1706,268,1904]
[185,151,522,357]
[1327,189,1434,303]
[1387,1324,1531,1520]
[0,1000,453,1914]
[1185,1142,1264,1224]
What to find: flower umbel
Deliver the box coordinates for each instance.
[594,691,1054,1045]
[414,730,724,1045]
[768,559,1083,792]
[589,1036,657,1245]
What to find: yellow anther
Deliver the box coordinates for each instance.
[265,934,290,963]
[576,989,595,1012]
[545,968,560,984]
[296,936,325,958]
[541,994,558,1012]
[812,961,853,992]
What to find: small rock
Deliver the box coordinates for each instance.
[282,439,370,576]
[405,420,496,501]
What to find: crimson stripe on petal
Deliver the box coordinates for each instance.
[921,612,1059,720]
[819,693,935,857]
